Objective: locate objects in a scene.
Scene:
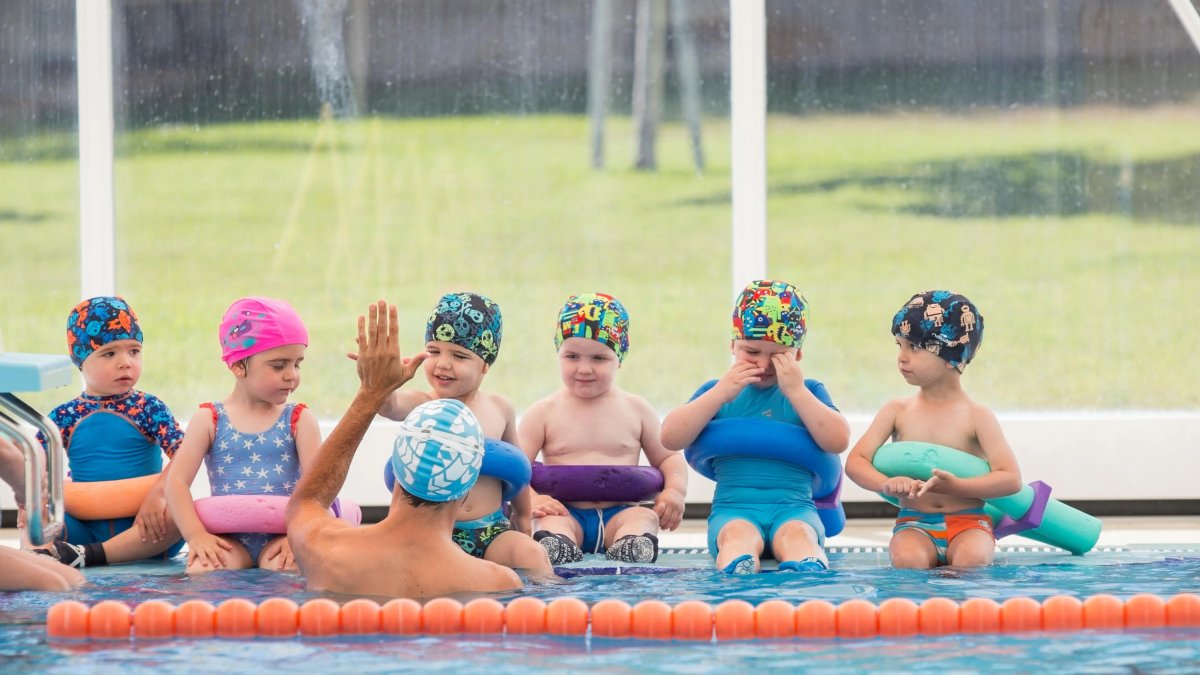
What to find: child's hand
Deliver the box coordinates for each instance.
[135,488,170,543]
[186,533,234,569]
[713,361,763,402]
[653,487,686,531]
[771,352,805,394]
[881,476,925,499]
[531,494,568,518]
[917,469,960,497]
[261,537,297,571]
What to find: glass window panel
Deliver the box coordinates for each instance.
[0,0,80,412]
[766,0,1200,411]
[112,0,732,417]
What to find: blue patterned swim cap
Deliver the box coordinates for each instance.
[554,292,630,362]
[66,296,143,368]
[425,292,503,365]
[732,280,809,349]
[892,290,983,372]
[391,399,485,502]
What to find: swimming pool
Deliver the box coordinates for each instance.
[2,545,1198,673]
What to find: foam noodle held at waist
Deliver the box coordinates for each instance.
[64,474,159,520]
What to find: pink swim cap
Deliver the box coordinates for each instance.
[218,297,309,366]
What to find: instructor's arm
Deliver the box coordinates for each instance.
[287,301,428,547]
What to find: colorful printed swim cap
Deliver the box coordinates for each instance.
[732,280,809,349]
[892,290,984,372]
[554,292,630,363]
[424,292,502,365]
[391,398,485,502]
[67,296,143,368]
[218,297,309,366]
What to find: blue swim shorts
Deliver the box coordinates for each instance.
[565,504,632,554]
[707,503,825,559]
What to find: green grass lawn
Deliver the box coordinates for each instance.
[3,107,1199,418]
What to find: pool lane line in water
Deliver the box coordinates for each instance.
[45,593,1200,641]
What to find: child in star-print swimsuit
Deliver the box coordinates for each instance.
[166,297,321,574]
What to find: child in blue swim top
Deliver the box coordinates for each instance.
[166,296,322,573]
[33,296,187,568]
[520,292,689,565]
[845,290,1022,569]
[661,280,851,574]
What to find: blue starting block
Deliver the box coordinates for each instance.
[0,353,74,393]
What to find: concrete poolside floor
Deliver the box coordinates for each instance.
[5,516,1200,555]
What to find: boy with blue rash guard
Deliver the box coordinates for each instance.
[846,290,1021,569]
[33,296,187,568]
[662,280,851,574]
[520,293,688,565]
[377,292,552,575]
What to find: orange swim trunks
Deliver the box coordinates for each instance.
[893,508,994,565]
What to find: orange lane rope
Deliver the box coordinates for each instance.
[46,594,1200,641]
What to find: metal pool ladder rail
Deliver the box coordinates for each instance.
[0,352,74,547]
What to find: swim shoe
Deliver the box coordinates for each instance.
[32,541,90,568]
[534,531,584,565]
[604,533,659,564]
[721,553,758,575]
[778,557,828,572]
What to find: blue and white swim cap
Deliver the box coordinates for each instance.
[390,399,485,502]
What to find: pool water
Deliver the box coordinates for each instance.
[2,547,1198,673]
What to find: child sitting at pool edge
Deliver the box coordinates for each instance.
[33,296,187,568]
[166,296,321,573]
[845,290,1021,569]
[376,291,552,575]
[660,280,850,574]
[520,292,688,565]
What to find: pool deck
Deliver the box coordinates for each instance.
[4,516,1199,554]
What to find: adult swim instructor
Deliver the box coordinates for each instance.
[286,300,521,597]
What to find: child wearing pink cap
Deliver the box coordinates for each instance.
[166,297,321,573]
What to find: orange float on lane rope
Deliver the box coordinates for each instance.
[1041,596,1083,631]
[421,598,463,635]
[918,597,959,635]
[1000,597,1042,632]
[959,597,1001,633]
[590,599,632,639]
[755,600,796,639]
[46,600,90,640]
[505,597,548,635]
[462,598,505,634]
[1125,594,1165,629]
[546,597,589,636]
[795,600,836,639]
[878,598,918,637]
[1082,594,1124,630]
[380,598,422,635]
[713,600,755,641]
[256,597,299,638]
[836,599,877,639]
[174,600,216,638]
[299,598,342,637]
[214,598,257,639]
[631,600,673,640]
[132,600,175,640]
[89,600,132,640]
[339,599,382,635]
[1166,593,1200,627]
[672,601,713,641]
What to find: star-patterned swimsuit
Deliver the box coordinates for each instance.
[201,401,304,562]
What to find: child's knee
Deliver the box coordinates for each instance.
[717,520,760,548]
[512,538,553,571]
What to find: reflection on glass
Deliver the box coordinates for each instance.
[765,0,1200,410]
[106,0,732,417]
